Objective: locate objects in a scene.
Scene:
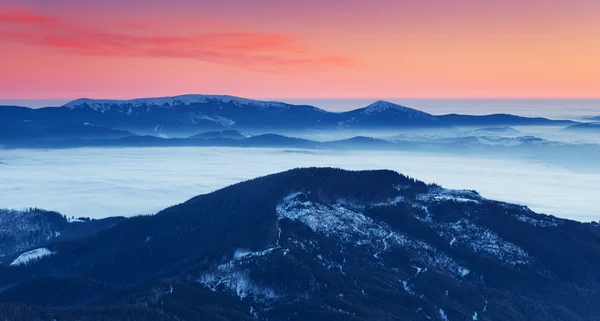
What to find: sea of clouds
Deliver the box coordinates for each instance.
[0,147,598,221]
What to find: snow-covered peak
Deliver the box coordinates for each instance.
[362,100,433,118]
[63,95,291,112]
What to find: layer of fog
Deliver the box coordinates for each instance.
[1,147,598,222]
[279,126,600,148]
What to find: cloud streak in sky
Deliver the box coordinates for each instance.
[0,5,62,26]
[1,0,598,99]
[0,5,353,72]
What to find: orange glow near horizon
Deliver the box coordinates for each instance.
[1,0,599,100]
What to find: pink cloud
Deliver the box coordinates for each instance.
[0,5,62,26]
[0,5,353,72]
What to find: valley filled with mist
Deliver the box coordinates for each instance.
[1,145,599,221]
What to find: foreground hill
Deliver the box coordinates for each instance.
[1,168,600,320]
[0,95,576,137]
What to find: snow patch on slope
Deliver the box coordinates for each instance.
[515,214,559,227]
[277,192,400,243]
[418,187,482,204]
[199,247,281,302]
[200,270,279,302]
[10,248,54,266]
[439,219,530,266]
[182,113,236,127]
[409,187,531,266]
[277,192,469,278]
[439,308,449,321]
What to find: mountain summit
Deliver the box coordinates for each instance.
[362,100,433,117]
[1,168,599,320]
[340,100,439,128]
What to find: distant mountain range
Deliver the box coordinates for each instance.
[1,168,600,320]
[190,129,249,140]
[470,126,522,135]
[0,128,571,150]
[0,95,577,139]
[0,121,134,142]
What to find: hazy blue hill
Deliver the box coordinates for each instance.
[189,129,247,140]
[243,133,317,147]
[470,126,522,135]
[0,106,36,121]
[0,122,44,141]
[438,113,576,126]
[324,136,399,149]
[562,122,600,133]
[43,122,134,139]
[0,121,133,143]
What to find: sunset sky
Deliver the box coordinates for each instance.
[1,0,599,101]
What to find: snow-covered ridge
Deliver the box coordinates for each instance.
[63,95,291,112]
[412,187,531,265]
[361,100,435,119]
[276,192,469,278]
[439,219,530,266]
[277,186,531,268]
[418,187,482,203]
[181,113,236,127]
[10,248,54,266]
[515,214,560,228]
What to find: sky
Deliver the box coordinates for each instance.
[1,0,600,101]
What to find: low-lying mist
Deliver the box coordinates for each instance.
[277,126,600,145]
[0,147,598,222]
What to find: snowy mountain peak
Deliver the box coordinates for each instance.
[366,100,405,111]
[362,100,433,118]
[63,94,290,112]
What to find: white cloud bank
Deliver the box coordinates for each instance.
[0,147,598,221]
